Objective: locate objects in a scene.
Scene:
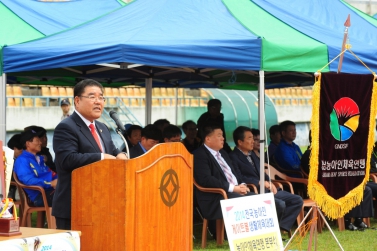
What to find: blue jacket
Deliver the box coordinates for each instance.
[274,140,302,172]
[14,151,57,202]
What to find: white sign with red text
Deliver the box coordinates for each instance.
[220,193,283,251]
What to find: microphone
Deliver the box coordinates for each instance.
[109,111,125,134]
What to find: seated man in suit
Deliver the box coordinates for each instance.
[194,123,254,228]
[229,126,303,232]
[130,124,161,158]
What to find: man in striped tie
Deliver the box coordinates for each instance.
[194,123,255,238]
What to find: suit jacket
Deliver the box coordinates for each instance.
[194,145,243,219]
[52,111,121,219]
[229,148,270,192]
[129,143,146,159]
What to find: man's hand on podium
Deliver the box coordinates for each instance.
[104,154,116,159]
[116,152,128,160]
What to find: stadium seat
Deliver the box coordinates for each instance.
[200,89,209,98]
[50,87,59,97]
[160,87,167,97]
[6,85,13,96]
[167,88,175,97]
[126,87,135,96]
[14,98,21,106]
[35,98,43,107]
[41,86,51,96]
[58,87,67,96]
[133,87,141,97]
[285,88,292,97]
[152,99,160,106]
[122,98,130,106]
[13,86,23,96]
[23,98,33,107]
[7,98,16,107]
[112,88,120,97]
[119,87,128,97]
[140,87,146,96]
[296,87,303,97]
[66,87,73,97]
[273,88,281,98]
[265,89,274,98]
[152,88,161,97]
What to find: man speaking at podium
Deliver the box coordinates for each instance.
[53,79,127,230]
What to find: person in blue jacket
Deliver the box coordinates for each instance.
[14,129,57,207]
[274,120,302,176]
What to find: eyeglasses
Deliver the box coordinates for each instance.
[79,95,106,102]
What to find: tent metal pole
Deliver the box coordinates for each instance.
[0,73,6,144]
[259,70,265,194]
[145,78,152,125]
[175,87,178,125]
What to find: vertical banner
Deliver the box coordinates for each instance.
[220,193,283,251]
[309,72,377,219]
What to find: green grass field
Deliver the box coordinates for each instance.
[28,210,377,250]
[192,216,377,250]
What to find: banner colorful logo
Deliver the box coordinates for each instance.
[329,97,360,141]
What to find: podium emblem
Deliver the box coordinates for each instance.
[159,168,180,207]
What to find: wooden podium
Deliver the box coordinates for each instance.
[72,143,193,251]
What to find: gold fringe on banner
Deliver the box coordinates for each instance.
[308,73,377,220]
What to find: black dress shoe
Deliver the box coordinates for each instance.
[355,221,368,229]
[346,222,358,231]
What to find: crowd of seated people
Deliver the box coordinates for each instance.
[8,97,377,235]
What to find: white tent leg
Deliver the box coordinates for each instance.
[145,78,152,125]
[175,87,178,125]
[259,70,265,194]
[0,73,6,144]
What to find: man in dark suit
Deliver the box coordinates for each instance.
[194,123,254,223]
[53,79,127,230]
[129,124,161,158]
[229,126,303,232]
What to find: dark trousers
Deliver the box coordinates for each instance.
[345,186,373,218]
[55,217,71,230]
[33,189,55,207]
[208,191,255,237]
[274,190,303,231]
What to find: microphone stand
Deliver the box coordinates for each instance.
[115,128,129,158]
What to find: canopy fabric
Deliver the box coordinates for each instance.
[0,0,123,36]
[0,2,43,47]
[0,0,124,74]
[3,0,261,73]
[252,0,377,74]
[3,0,377,76]
[224,0,328,72]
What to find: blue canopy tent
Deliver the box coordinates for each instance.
[0,0,125,36]
[3,0,377,193]
[0,0,125,141]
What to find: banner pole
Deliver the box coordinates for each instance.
[337,14,351,73]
